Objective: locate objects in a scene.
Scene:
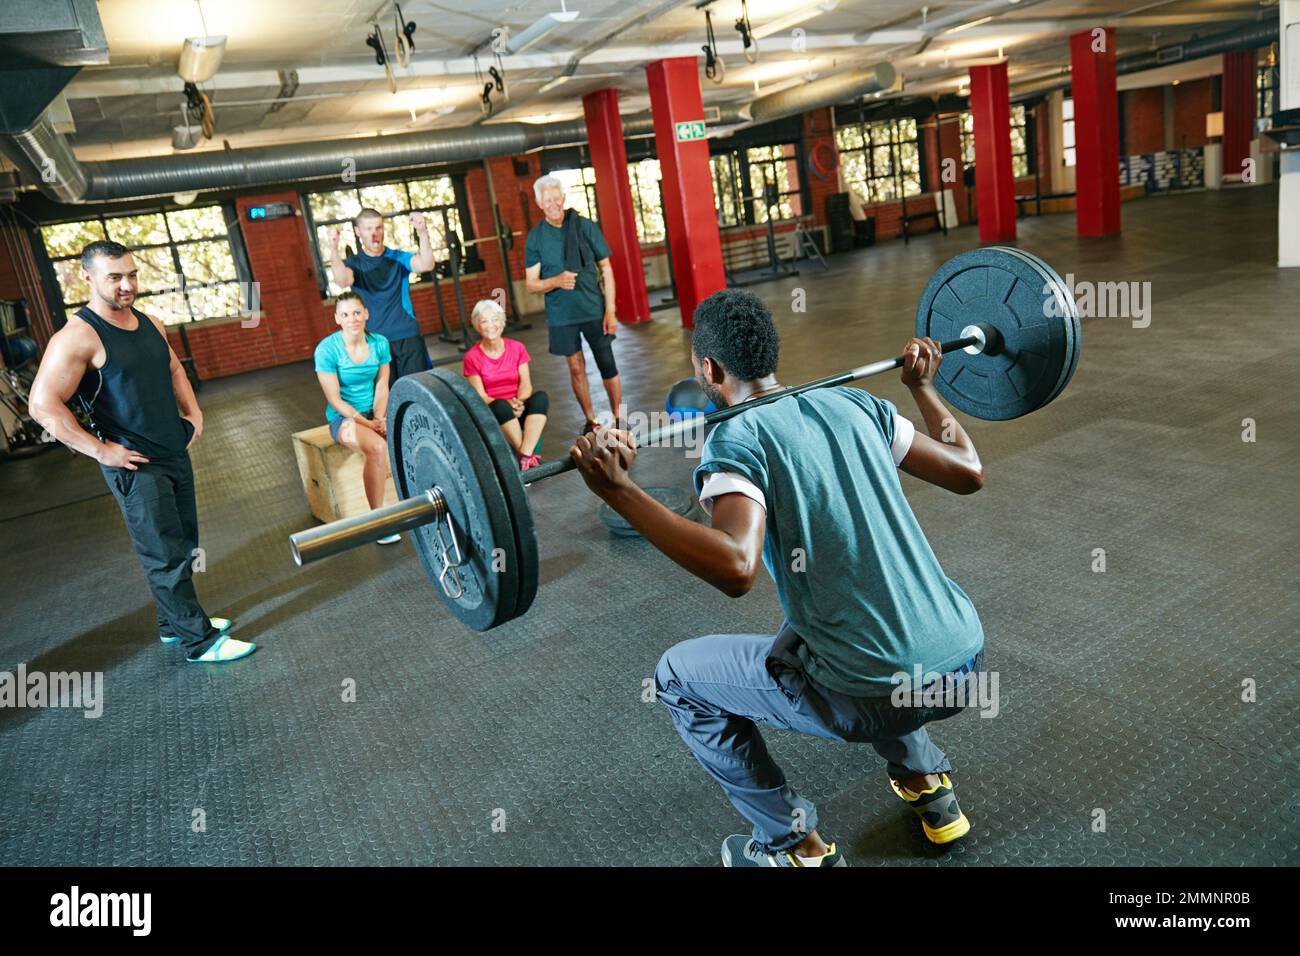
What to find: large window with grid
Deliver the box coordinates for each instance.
[40,206,245,325]
[959,105,1030,177]
[1062,99,1077,168]
[626,158,666,244]
[711,153,743,227]
[305,176,465,297]
[1258,65,1278,122]
[835,117,921,205]
[743,144,803,223]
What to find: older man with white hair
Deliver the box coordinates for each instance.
[524,174,623,435]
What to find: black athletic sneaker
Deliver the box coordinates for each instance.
[580,419,599,436]
[721,835,848,867]
[890,773,971,844]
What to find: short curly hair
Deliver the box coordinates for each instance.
[690,288,780,380]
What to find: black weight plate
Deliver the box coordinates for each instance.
[599,487,697,538]
[992,246,1081,407]
[427,368,539,625]
[386,372,519,631]
[915,247,1080,421]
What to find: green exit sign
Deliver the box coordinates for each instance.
[675,120,706,142]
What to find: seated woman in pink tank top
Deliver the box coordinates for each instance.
[463,300,549,471]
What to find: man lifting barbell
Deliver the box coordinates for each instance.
[570,288,987,867]
[287,246,1082,860]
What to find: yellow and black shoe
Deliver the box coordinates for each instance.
[890,773,971,844]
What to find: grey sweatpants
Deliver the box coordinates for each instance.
[654,622,982,853]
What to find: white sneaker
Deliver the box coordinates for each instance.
[376,533,401,545]
[186,635,257,664]
[161,616,230,644]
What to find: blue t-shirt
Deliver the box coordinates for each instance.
[344,246,418,340]
[314,331,392,422]
[692,386,985,696]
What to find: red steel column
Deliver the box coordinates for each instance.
[581,88,651,325]
[1222,50,1257,182]
[968,61,1017,242]
[1070,28,1121,236]
[645,57,725,328]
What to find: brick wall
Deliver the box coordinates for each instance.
[485,153,542,281]
[1172,77,1215,149]
[1124,87,1166,154]
[1033,101,1053,194]
[802,107,838,228]
[936,114,969,224]
[0,228,23,300]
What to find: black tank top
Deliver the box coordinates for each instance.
[74,306,191,459]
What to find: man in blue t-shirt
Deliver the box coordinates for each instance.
[328,207,435,381]
[569,288,989,868]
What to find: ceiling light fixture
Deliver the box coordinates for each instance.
[177,2,225,83]
[504,3,581,55]
[751,0,839,42]
[943,16,994,36]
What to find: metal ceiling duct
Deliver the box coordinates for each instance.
[746,62,901,126]
[1,106,758,204]
[1009,19,1280,99]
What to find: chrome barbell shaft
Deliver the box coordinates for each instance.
[289,326,994,562]
[521,325,993,484]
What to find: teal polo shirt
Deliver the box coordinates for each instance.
[524,213,612,327]
[692,386,986,696]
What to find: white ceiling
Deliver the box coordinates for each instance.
[57,0,1270,159]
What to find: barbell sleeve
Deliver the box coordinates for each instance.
[520,324,994,485]
[290,489,447,566]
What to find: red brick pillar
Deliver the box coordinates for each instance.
[969,61,1017,242]
[1070,28,1121,236]
[582,88,651,324]
[645,57,726,328]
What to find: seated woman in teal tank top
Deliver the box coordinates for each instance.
[313,292,399,546]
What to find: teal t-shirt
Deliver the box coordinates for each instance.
[523,213,612,326]
[314,331,392,422]
[692,386,985,696]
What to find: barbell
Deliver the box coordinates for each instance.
[288,246,1082,631]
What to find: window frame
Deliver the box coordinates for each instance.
[626,158,665,244]
[1062,98,1077,168]
[710,152,744,227]
[835,114,923,206]
[741,143,803,225]
[38,203,250,327]
[1257,64,1278,122]
[959,104,1032,177]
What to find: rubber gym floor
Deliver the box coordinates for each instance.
[0,185,1295,866]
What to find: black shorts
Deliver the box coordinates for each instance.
[548,318,618,378]
[489,391,549,424]
[386,334,432,381]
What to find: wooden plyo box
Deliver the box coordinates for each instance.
[292,424,397,523]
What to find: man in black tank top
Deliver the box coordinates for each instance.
[28,240,256,664]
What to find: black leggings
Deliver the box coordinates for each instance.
[489,390,549,425]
